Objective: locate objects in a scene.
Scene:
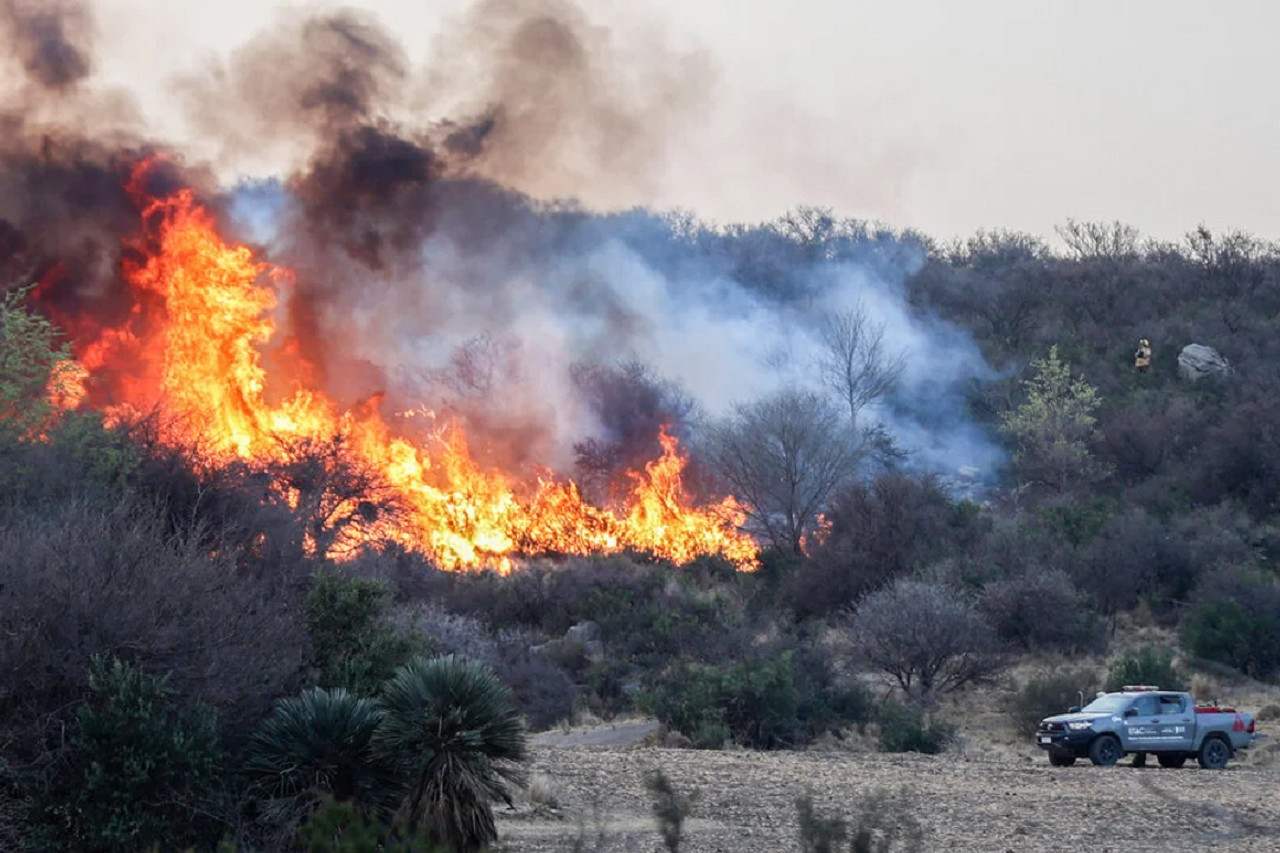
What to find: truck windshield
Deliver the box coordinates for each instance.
[1081,695,1132,714]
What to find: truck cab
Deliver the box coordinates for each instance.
[1036,685,1259,769]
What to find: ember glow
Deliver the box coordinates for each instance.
[55,163,757,572]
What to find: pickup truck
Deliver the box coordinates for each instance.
[1036,685,1261,769]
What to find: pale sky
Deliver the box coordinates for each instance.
[92,0,1280,242]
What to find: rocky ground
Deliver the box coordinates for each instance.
[497,727,1280,852]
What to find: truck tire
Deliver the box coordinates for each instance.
[1048,753,1076,767]
[1157,753,1187,769]
[1197,736,1230,770]
[1089,735,1122,767]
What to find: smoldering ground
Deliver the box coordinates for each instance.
[2,0,1003,496]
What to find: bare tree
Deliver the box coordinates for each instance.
[850,578,1001,703]
[703,389,857,554]
[817,302,905,428]
[1055,219,1141,261]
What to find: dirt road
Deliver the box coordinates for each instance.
[498,740,1280,852]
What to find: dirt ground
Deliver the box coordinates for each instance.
[498,730,1280,852]
[501,631,1280,852]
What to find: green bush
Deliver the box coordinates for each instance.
[305,570,426,694]
[1004,667,1099,737]
[876,701,952,754]
[0,284,73,441]
[1104,646,1184,692]
[1181,569,1280,680]
[638,660,732,749]
[640,651,865,750]
[25,657,223,852]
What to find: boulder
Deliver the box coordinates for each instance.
[1177,344,1230,382]
[565,620,601,645]
[563,621,604,659]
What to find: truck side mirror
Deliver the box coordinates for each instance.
[1067,706,1081,713]
[1124,708,1139,717]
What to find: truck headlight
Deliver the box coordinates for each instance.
[1066,721,1093,731]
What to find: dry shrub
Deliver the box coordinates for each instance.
[0,496,308,765]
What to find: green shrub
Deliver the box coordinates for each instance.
[791,646,875,735]
[1104,646,1184,692]
[305,570,426,694]
[641,644,873,750]
[1004,667,1099,737]
[640,651,865,750]
[876,701,952,754]
[1181,569,1280,679]
[0,284,73,441]
[638,660,732,749]
[25,657,223,852]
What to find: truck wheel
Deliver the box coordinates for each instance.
[1048,753,1075,767]
[1089,735,1121,767]
[1132,752,1147,768]
[1157,753,1187,769]
[1197,737,1230,770]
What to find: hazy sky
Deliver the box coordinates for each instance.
[92,0,1280,242]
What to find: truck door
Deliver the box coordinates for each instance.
[1123,695,1162,748]
[1155,694,1194,751]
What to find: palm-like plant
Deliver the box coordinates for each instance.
[244,687,400,811]
[376,656,529,853]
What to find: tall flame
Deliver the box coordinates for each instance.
[55,166,757,572]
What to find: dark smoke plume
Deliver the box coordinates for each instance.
[178,9,409,173]
[1,0,92,91]
[424,0,715,205]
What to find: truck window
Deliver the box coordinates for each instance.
[1158,695,1185,714]
[1131,696,1159,715]
[1081,695,1132,714]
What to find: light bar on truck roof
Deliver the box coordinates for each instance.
[1120,685,1161,692]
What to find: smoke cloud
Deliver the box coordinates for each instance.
[1,0,93,91]
[2,0,1003,498]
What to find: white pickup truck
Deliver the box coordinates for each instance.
[1036,685,1262,769]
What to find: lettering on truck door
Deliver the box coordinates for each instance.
[1156,694,1194,751]
[1124,696,1162,748]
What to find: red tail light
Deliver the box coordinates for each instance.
[1232,714,1246,732]
[1247,719,1255,734]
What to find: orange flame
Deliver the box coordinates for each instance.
[52,165,757,572]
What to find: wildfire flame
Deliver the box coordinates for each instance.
[51,163,757,572]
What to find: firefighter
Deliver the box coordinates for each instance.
[1134,339,1151,373]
